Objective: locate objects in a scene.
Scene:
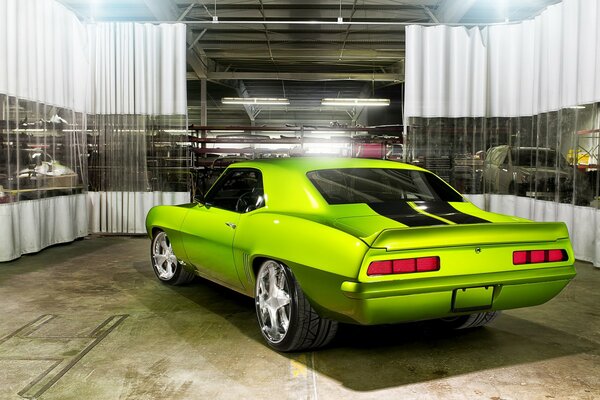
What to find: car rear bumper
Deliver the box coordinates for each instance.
[339,266,576,325]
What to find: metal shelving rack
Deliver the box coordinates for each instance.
[187,124,404,195]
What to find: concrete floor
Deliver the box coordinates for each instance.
[0,236,599,400]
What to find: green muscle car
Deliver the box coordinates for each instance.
[146,157,576,352]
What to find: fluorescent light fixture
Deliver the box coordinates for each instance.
[310,130,346,135]
[321,98,390,107]
[222,97,290,105]
[13,128,46,132]
[569,105,586,109]
[305,143,347,155]
[210,130,244,133]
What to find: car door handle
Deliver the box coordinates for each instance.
[225,222,237,229]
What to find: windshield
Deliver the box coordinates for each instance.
[511,149,568,168]
[307,168,464,204]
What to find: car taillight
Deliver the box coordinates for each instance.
[367,256,440,276]
[513,249,567,265]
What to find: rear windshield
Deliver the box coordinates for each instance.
[307,168,464,204]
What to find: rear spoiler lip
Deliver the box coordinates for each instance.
[367,222,571,251]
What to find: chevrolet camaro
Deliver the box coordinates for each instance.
[146,158,576,351]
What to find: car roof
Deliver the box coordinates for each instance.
[227,157,424,173]
[218,157,443,217]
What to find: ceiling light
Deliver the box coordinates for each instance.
[210,130,244,133]
[321,98,390,107]
[222,97,290,105]
[569,105,586,109]
[310,130,346,135]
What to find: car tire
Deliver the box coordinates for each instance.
[255,259,338,352]
[438,311,501,330]
[151,230,195,285]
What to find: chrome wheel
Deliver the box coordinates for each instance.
[152,231,178,281]
[256,260,291,344]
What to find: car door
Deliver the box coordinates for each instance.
[180,168,263,289]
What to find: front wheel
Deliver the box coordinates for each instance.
[255,260,337,352]
[151,231,195,285]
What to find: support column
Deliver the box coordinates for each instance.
[200,78,207,126]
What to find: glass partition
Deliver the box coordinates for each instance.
[407,105,600,208]
[0,95,87,203]
[87,114,189,193]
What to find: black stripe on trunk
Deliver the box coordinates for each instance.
[414,201,491,224]
[368,202,448,227]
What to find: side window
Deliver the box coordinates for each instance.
[205,169,264,213]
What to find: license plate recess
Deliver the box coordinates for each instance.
[452,286,494,312]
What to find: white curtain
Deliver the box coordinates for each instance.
[0,0,88,112]
[87,191,189,234]
[87,23,187,115]
[0,0,89,262]
[86,22,189,234]
[0,195,88,261]
[406,0,600,118]
[0,1,190,261]
[405,26,487,118]
[405,0,600,267]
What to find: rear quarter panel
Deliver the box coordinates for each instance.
[233,211,369,320]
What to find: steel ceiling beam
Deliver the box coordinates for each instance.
[338,0,359,61]
[434,0,477,23]
[422,6,439,23]
[235,80,262,122]
[131,19,510,27]
[177,3,195,21]
[258,0,275,64]
[205,49,402,59]
[191,71,403,82]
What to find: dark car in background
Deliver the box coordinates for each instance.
[481,145,591,205]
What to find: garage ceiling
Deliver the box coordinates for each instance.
[57,0,559,126]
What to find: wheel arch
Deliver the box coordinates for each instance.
[248,254,360,324]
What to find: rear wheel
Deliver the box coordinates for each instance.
[151,231,195,285]
[255,259,338,352]
[438,311,501,330]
